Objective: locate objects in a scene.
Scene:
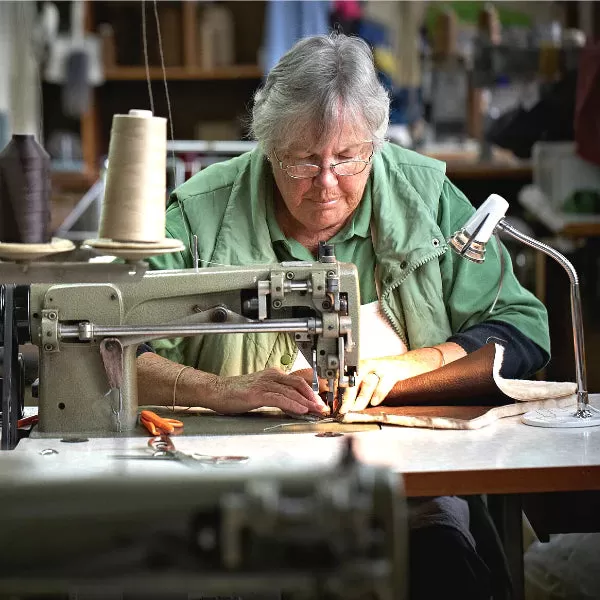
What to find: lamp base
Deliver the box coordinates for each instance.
[522,406,600,428]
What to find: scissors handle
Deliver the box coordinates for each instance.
[141,411,184,436]
[147,436,249,466]
[148,434,173,448]
[147,436,198,466]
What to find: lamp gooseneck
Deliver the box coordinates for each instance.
[448,194,592,420]
[495,219,590,417]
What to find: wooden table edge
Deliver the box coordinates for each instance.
[402,465,600,497]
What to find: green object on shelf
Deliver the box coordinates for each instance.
[563,190,600,214]
[425,1,532,36]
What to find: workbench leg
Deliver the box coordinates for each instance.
[487,494,524,600]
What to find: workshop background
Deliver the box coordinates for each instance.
[1,2,600,597]
[0,0,600,404]
[2,0,600,391]
[1,0,599,396]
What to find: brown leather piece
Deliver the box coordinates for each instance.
[382,343,511,407]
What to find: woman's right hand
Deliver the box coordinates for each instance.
[212,368,329,416]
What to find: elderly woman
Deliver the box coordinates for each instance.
[139,33,549,599]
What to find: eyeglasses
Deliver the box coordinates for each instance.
[273,142,374,179]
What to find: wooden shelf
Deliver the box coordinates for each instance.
[443,161,533,180]
[560,221,600,238]
[104,65,263,81]
[68,1,267,172]
[422,145,533,180]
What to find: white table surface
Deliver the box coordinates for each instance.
[8,397,600,497]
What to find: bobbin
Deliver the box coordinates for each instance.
[0,238,75,262]
[84,109,184,260]
[83,238,185,261]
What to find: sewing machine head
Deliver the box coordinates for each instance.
[28,247,359,434]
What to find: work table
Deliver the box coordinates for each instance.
[8,396,600,497]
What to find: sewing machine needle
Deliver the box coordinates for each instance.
[311,347,319,395]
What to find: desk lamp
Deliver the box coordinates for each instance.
[449,194,600,428]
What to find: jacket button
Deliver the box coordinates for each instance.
[432,238,440,247]
[280,354,292,366]
[400,260,408,269]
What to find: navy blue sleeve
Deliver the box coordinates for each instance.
[136,343,155,357]
[447,320,549,379]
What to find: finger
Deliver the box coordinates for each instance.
[269,370,328,410]
[370,395,385,407]
[289,368,320,390]
[353,372,380,412]
[266,393,311,415]
[338,385,358,415]
[267,381,328,414]
[370,376,394,406]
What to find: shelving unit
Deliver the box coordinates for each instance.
[103,64,263,81]
[43,1,266,184]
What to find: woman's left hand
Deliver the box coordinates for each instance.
[338,344,464,414]
[338,356,411,414]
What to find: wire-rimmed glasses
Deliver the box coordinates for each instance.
[273,142,374,179]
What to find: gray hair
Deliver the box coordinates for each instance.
[250,33,390,155]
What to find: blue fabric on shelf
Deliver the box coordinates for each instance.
[262,0,331,74]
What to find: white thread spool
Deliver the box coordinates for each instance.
[100,109,167,243]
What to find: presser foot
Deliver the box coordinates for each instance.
[325,389,344,419]
[325,391,337,417]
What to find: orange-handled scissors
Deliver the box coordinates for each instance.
[139,410,183,436]
[17,415,39,428]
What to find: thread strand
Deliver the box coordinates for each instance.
[137,0,193,256]
[141,0,154,114]
[152,0,174,149]
[150,0,193,256]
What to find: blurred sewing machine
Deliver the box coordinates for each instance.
[22,243,359,436]
[0,436,406,600]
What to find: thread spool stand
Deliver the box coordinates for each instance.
[83,238,184,261]
[0,239,76,263]
[1,109,184,281]
[83,109,184,261]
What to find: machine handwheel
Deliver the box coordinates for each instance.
[1,285,26,450]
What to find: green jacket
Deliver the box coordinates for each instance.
[149,143,550,376]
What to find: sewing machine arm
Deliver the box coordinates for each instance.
[29,258,360,434]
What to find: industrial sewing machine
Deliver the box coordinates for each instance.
[25,244,359,435]
[0,250,412,599]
